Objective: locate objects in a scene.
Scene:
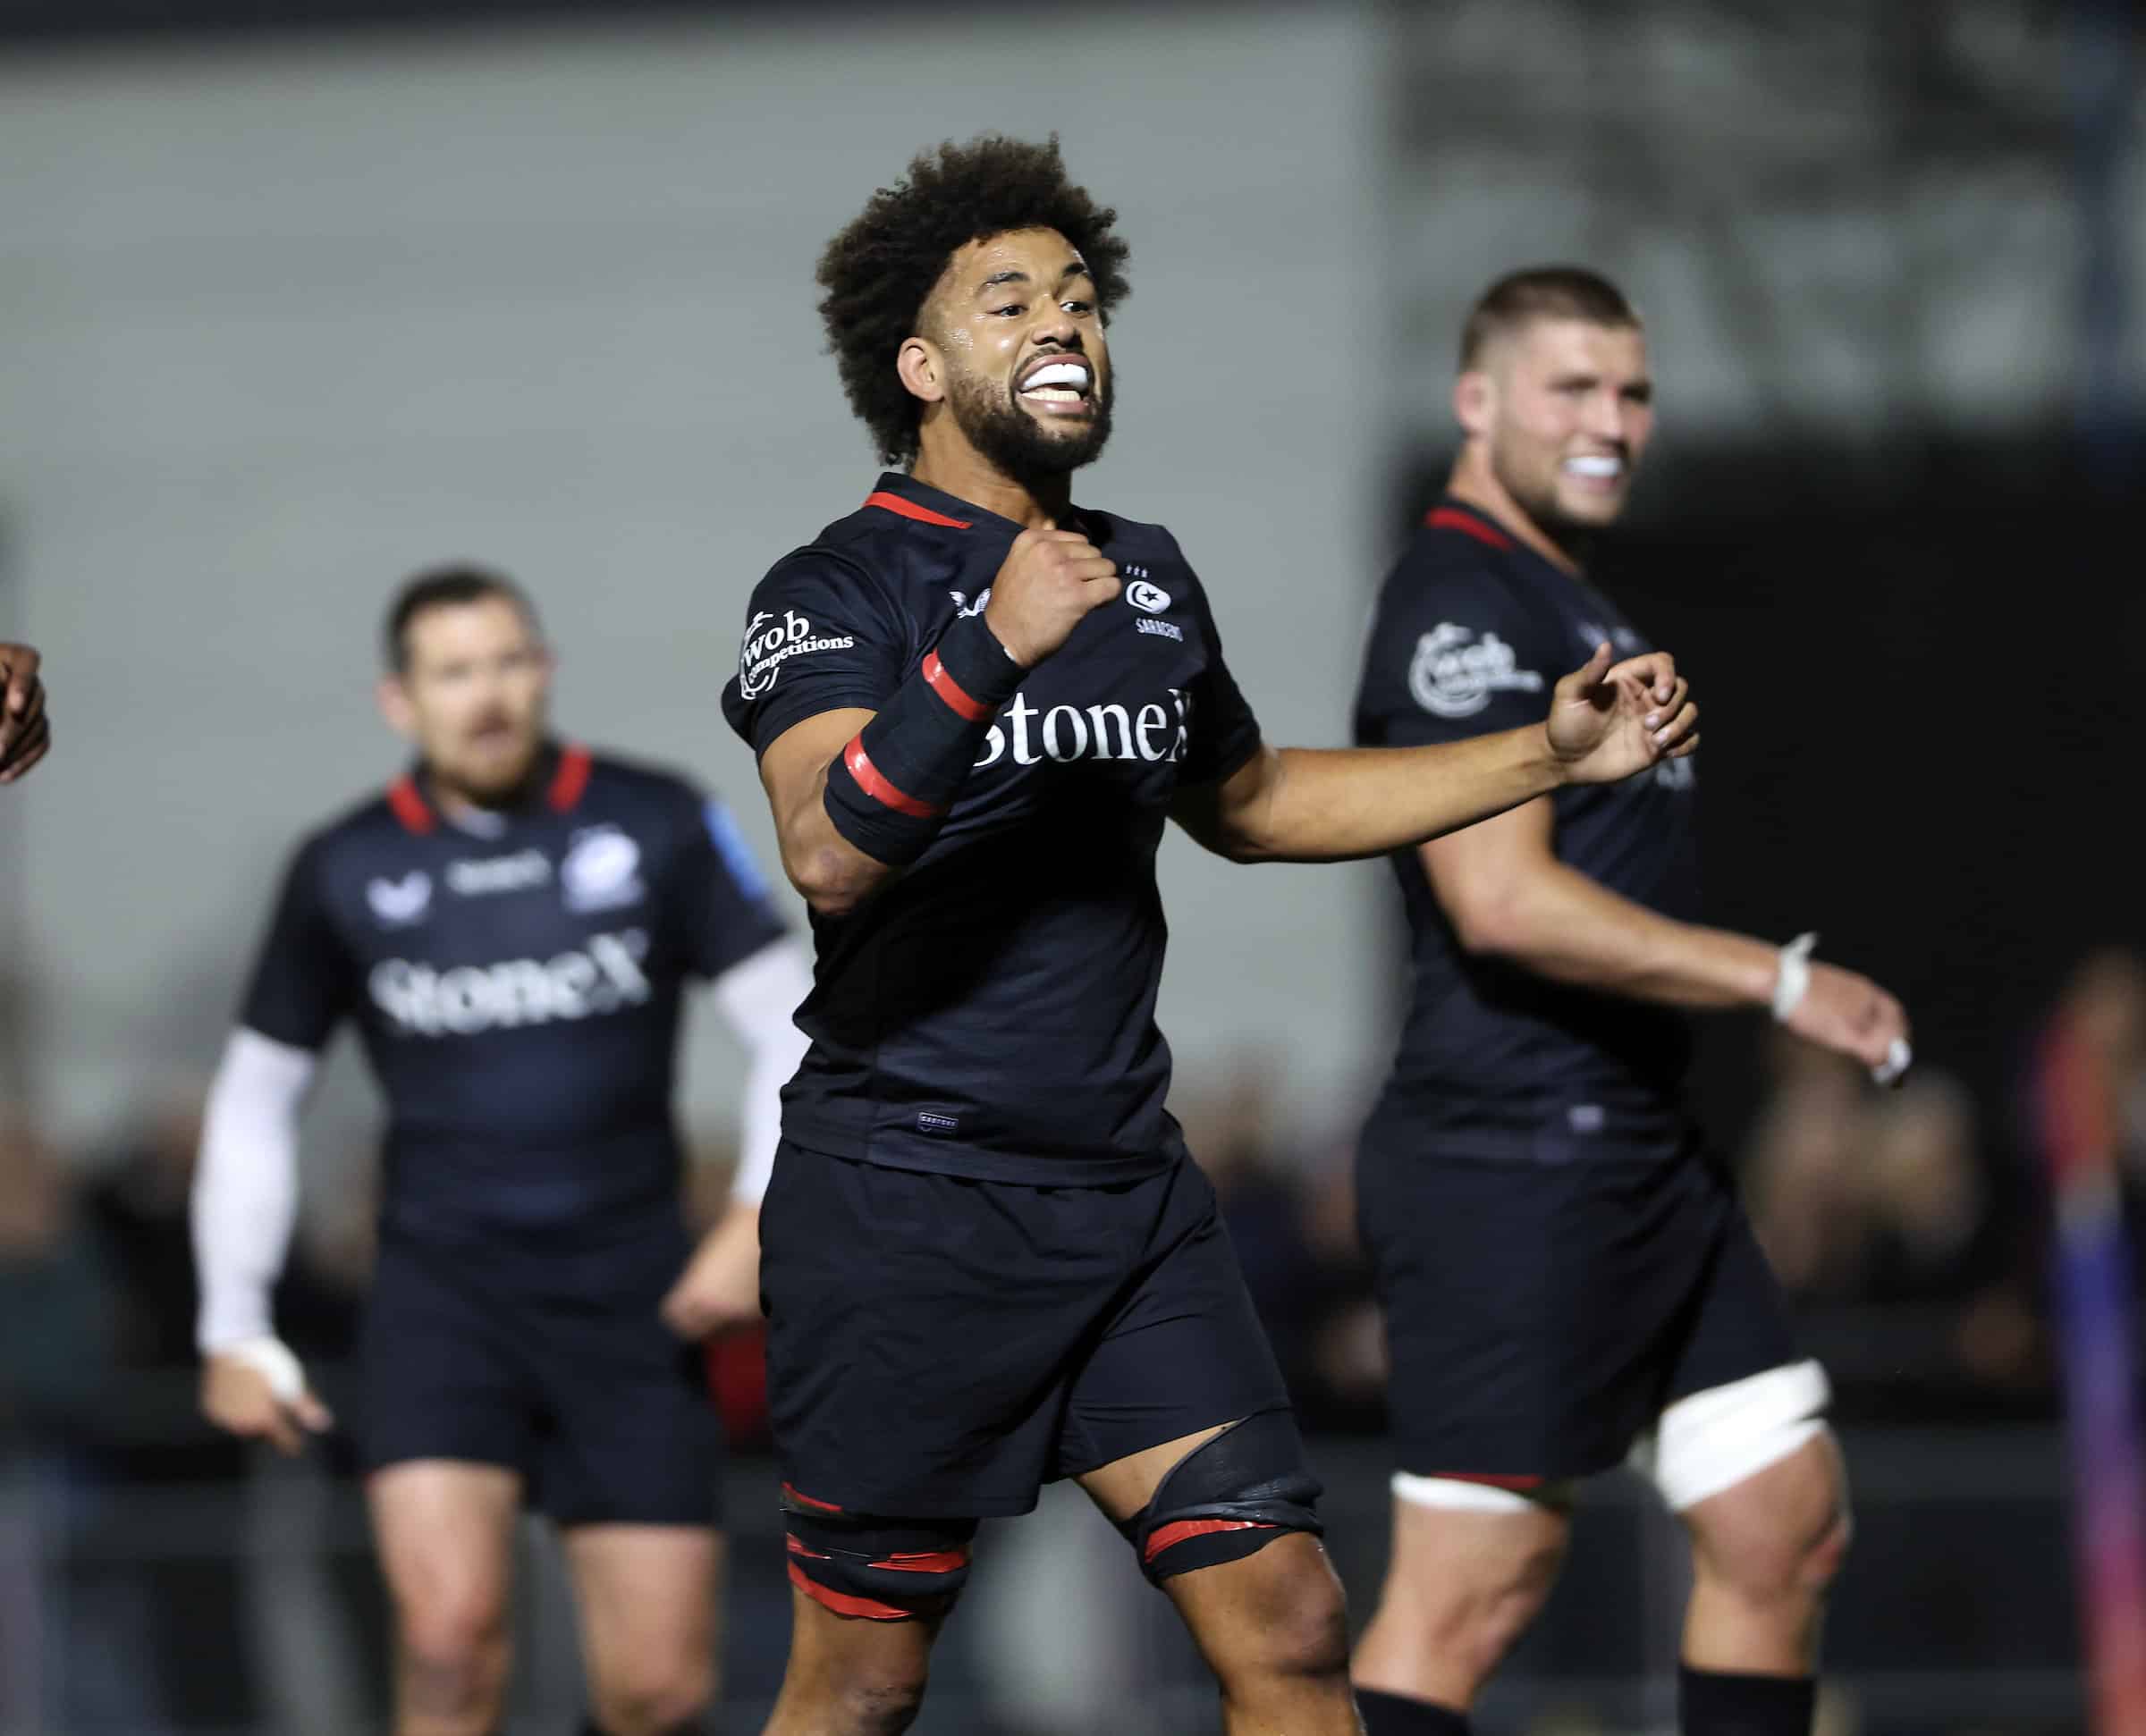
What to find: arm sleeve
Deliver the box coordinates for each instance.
[238,838,357,1049]
[674,789,790,979]
[1353,554,1562,750]
[721,551,910,756]
[1179,574,1266,788]
[708,938,815,1205]
[190,1027,319,1353]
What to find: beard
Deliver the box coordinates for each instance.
[946,363,1114,482]
[1490,440,1618,549]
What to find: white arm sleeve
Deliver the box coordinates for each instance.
[711,939,814,1206]
[191,1027,319,1353]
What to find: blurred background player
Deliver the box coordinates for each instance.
[0,642,50,784]
[723,139,1698,1736]
[190,566,812,1736]
[1347,267,1913,1736]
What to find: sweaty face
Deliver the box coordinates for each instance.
[1477,318,1653,535]
[926,227,1113,480]
[390,597,551,804]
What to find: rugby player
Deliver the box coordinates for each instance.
[722,139,1698,1736]
[191,567,812,1736]
[1347,267,1912,1736]
[0,642,50,783]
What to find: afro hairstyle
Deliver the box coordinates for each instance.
[815,134,1132,466]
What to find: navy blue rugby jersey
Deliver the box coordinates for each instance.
[720,471,1263,1184]
[240,744,788,1238]
[1353,499,1700,1156]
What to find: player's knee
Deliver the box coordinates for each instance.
[1798,1508,1851,1591]
[396,1585,508,1694]
[782,1496,977,1622]
[587,1655,716,1736]
[1390,1534,1561,1685]
[1260,1560,1354,1685]
[1117,1410,1325,1587]
[1692,1454,1849,1606]
[821,1661,929,1735]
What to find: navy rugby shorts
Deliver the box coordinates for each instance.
[359,1211,723,1527]
[760,1142,1295,1518]
[1356,1126,1798,1482]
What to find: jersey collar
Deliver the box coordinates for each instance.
[865,471,1075,538]
[386,741,593,837]
[1424,496,1519,553]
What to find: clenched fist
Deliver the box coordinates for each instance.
[984,526,1120,669]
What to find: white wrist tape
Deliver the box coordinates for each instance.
[223,1336,307,1404]
[1773,931,1914,1086]
[1771,931,1818,1021]
[1871,1037,1914,1088]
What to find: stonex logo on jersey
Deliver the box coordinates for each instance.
[974,687,1194,769]
[368,928,653,1037]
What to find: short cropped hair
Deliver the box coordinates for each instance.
[815,134,1133,466]
[1459,265,1642,371]
[383,564,541,673]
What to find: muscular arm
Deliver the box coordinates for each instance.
[1175,645,1692,865]
[1424,797,1910,1067]
[1425,798,1778,1006]
[1171,728,1567,864]
[758,708,888,917]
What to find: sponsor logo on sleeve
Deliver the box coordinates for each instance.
[562,825,645,914]
[949,588,992,618]
[1407,622,1544,719]
[738,608,857,699]
[366,871,432,928]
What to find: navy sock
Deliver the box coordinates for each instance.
[1356,1687,1472,1734]
[1679,1665,1816,1736]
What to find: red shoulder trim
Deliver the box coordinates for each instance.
[1425,505,1515,552]
[865,490,972,529]
[386,776,435,835]
[546,743,593,813]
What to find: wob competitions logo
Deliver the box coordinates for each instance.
[1409,622,1543,720]
[739,609,856,699]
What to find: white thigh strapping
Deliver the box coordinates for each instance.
[1391,1471,1576,1514]
[1629,1359,1832,1512]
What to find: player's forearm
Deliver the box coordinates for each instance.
[190,1029,317,1352]
[777,617,1026,915]
[1465,860,1779,1009]
[1224,731,1566,864]
[778,769,902,916]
